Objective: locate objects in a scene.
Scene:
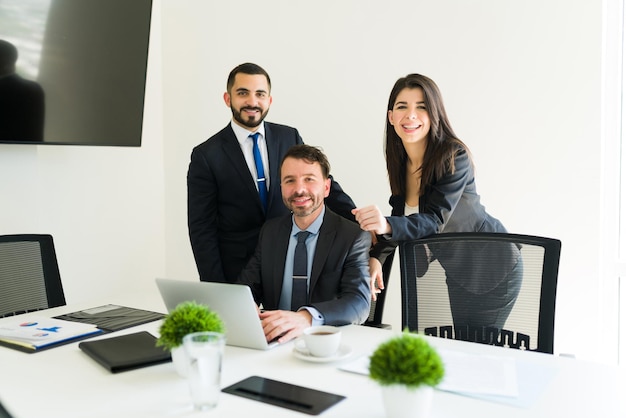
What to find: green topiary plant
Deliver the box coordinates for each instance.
[369,331,445,389]
[156,301,225,351]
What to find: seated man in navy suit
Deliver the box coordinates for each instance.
[237,145,371,343]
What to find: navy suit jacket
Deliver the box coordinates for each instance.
[237,208,371,325]
[188,122,356,283]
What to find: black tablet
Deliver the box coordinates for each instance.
[222,375,345,415]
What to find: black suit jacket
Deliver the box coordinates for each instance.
[237,208,371,325]
[188,122,356,283]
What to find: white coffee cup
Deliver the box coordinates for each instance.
[301,325,341,357]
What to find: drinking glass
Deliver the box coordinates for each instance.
[182,331,226,410]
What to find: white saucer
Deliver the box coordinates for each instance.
[293,343,353,363]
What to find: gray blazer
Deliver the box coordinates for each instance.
[371,147,518,293]
[237,208,371,325]
[371,147,507,262]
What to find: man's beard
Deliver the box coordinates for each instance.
[285,193,323,218]
[231,105,269,128]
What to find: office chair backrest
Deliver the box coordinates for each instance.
[399,232,561,354]
[0,234,66,318]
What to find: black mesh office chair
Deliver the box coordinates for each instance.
[0,234,66,318]
[399,233,561,354]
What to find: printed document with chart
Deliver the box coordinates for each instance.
[0,316,102,352]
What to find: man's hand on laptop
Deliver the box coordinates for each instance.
[259,310,312,343]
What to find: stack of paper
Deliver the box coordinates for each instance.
[338,349,557,408]
[436,349,518,397]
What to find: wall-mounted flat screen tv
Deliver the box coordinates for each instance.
[0,0,152,146]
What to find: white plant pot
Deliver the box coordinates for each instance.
[171,345,189,378]
[381,384,434,418]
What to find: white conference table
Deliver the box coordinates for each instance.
[1,287,624,418]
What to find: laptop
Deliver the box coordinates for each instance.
[155,278,279,350]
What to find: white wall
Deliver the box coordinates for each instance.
[0,0,611,362]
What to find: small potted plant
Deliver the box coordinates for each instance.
[157,301,225,377]
[369,331,445,418]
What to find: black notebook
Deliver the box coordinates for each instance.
[79,331,171,373]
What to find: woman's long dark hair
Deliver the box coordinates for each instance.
[384,74,471,197]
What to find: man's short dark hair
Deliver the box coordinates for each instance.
[281,144,331,178]
[227,62,271,92]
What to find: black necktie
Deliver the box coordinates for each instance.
[291,231,311,310]
[249,132,268,212]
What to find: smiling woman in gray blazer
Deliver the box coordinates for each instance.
[353,73,522,333]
